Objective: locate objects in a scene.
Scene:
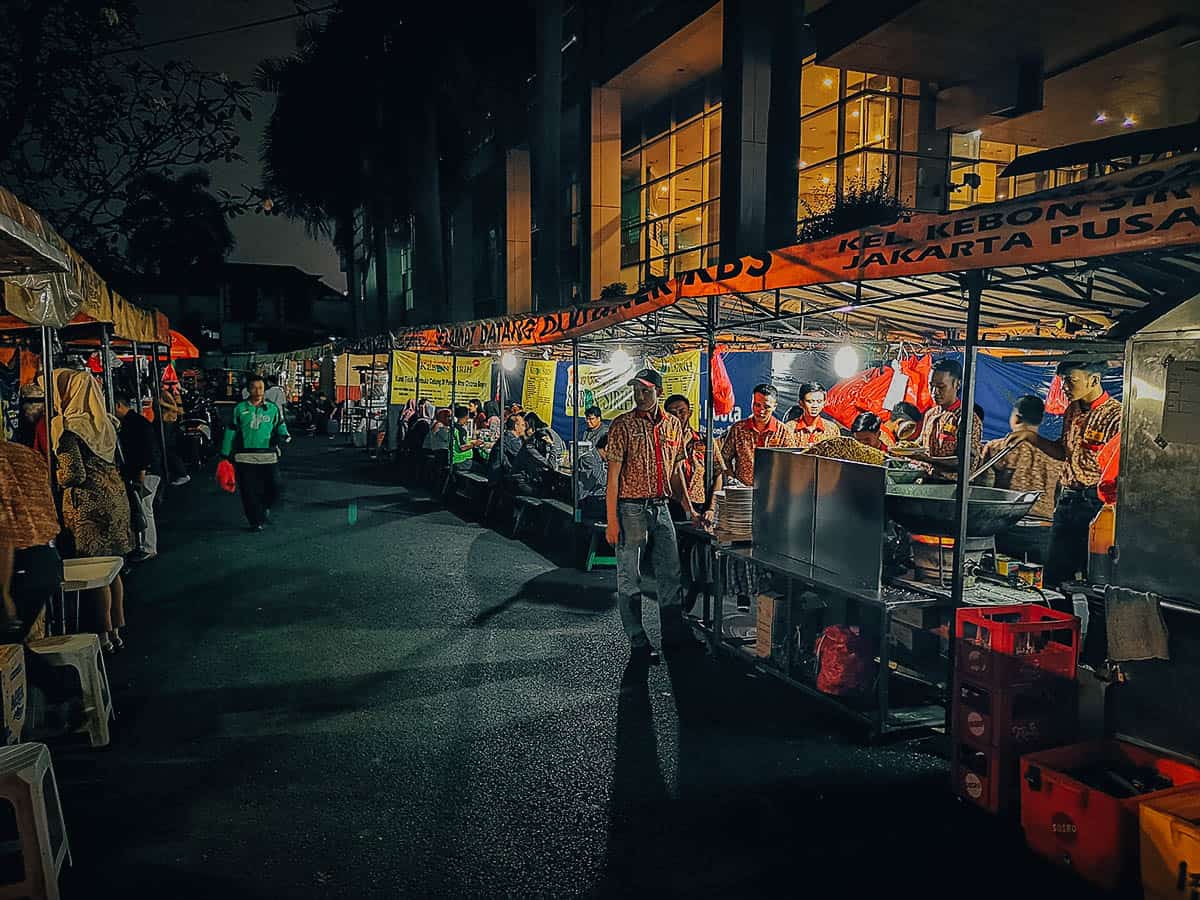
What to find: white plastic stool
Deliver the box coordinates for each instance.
[26,636,114,748]
[0,743,70,900]
[57,558,122,636]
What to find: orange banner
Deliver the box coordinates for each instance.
[394,153,1200,352]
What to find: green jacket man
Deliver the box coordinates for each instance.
[221,374,290,531]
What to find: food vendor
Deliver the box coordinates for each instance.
[788,382,841,447]
[881,401,922,449]
[720,383,799,609]
[1005,357,1120,589]
[891,358,982,478]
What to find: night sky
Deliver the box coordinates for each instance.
[139,1,345,292]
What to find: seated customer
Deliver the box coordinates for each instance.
[575,433,609,521]
[487,414,526,483]
[803,411,888,465]
[521,412,565,471]
[507,414,558,495]
[424,409,453,451]
[450,405,483,473]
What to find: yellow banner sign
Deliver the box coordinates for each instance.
[390,351,493,406]
[565,350,700,419]
[521,359,557,428]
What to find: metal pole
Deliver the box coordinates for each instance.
[704,295,718,496]
[344,350,352,444]
[948,269,985,729]
[572,339,580,523]
[150,345,170,499]
[131,340,142,406]
[450,353,458,410]
[415,351,422,410]
[100,326,116,412]
[39,326,55,489]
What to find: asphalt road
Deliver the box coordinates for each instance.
[52,438,1100,898]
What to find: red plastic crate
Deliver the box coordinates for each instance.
[1020,740,1200,892]
[956,605,1079,682]
[953,677,1077,752]
[953,742,1021,815]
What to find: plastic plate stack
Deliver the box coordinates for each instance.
[715,485,754,540]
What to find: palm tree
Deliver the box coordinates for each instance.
[120,169,234,279]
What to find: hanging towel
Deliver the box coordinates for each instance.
[1105,585,1170,662]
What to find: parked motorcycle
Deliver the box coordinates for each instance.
[179,392,219,468]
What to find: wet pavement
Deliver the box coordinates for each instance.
[52,438,1101,898]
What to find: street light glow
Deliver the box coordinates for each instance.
[834,345,860,379]
[610,348,632,372]
[501,351,518,372]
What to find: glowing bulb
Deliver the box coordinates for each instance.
[833,345,860,379]
[822,77,833,88]
[1122,115,1136,128]
[821,176,830,184]
[609,348,632,372]
[501,351,518,372]
[1094,112,1108,124]
[851,110,859,118]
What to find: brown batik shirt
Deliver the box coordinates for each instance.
[720,416,799,486]
[605,407,686,499]
[917,399,983,471]
[1058,392,1122,490]
[675,427,726,506]
[982,439,1061,519]
[791,415,842,447]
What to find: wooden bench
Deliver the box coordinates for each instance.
[511,496,542,537]
[539,498,574,539]
[453,471,490,505]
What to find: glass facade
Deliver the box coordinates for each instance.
[798,59,925,219]
[948,132,1088,209]
[620,79,721,289]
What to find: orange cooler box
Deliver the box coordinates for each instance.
[1021,740,1200,892]
[1140,786,1200,900]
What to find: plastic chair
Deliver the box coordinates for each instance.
[0,743,70,900]
[25,636,114,749]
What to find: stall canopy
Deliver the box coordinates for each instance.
[394,152,1200,353]
[0,185,69,277]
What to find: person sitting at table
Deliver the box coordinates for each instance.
[488,414,526,483]
[424,408,453,452]
[789,382,841,447]
[575,433,609,521]
[506,413,558,496]
[580,406,608,446]
[450,405,483,474]
[522,412,565,472]
[803,411,888,465]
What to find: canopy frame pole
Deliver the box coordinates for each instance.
[572,339,580,524]
[343,350,351,443]
[39,326,55,490]
[949,269,985,729]
[100,326,116,413]
[704,295,718,497]
[150,343,170,500]
[450,353,458,410]
[415,351,422,409]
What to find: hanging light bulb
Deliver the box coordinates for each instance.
[610,348,632,372]
[834,345,860,379]
[501,351,518,372]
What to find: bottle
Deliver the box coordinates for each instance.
[1088,504,1116,585]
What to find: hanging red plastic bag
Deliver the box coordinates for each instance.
[900,354,934,412]
[1097,433,1120,504]
[824,367,894,429]
[814,625,874,696]
[1044,374,1069,415]
[216,459,237,494]
[711,345,735,416]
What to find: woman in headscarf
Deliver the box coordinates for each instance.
[396,398,418,445]
[425,408,453,452]
[51,369,131,653]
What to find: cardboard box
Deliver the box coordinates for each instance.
[0,644,26,745]
[755,592,784,658]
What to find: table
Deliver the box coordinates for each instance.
[57,557,123,636]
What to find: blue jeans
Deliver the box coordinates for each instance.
[616,499,684,647]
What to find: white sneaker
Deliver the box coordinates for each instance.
[171,475,191,486]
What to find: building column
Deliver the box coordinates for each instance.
[533,0,563,310]
[506,149,533,314]
[764,2,804,250]
[719,0,772,259]
[449,192,475,323]
[588,86,622,298]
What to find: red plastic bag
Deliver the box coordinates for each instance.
[1097,433,1120,504]
[824,367,894,429]
[1044,375,1069,415]
[711,345,735,416]
[814,625,874,696]
[216,459,237,493]
[900,354,934,412]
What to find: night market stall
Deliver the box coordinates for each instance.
[382,153,1200,887]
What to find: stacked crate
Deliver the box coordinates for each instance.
[951,605,1080,815]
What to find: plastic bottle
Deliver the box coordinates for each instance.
[1088,504,1116,585]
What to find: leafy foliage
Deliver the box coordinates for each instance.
[796,170,911,244]
[121,169,234,279]
[0,1,255,275]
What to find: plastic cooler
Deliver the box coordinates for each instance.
[1020,740,1200,892]
[955,605,1080,687]
[1140,785,1200,900]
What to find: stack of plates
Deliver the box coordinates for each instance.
[715,485,754,539]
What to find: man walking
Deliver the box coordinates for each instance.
[605,369,700,665]
[221,373,290,532]
[115,390,162,561]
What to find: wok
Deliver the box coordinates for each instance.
[885,483,1041,538]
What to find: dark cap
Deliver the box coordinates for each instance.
[628,368,663,391]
